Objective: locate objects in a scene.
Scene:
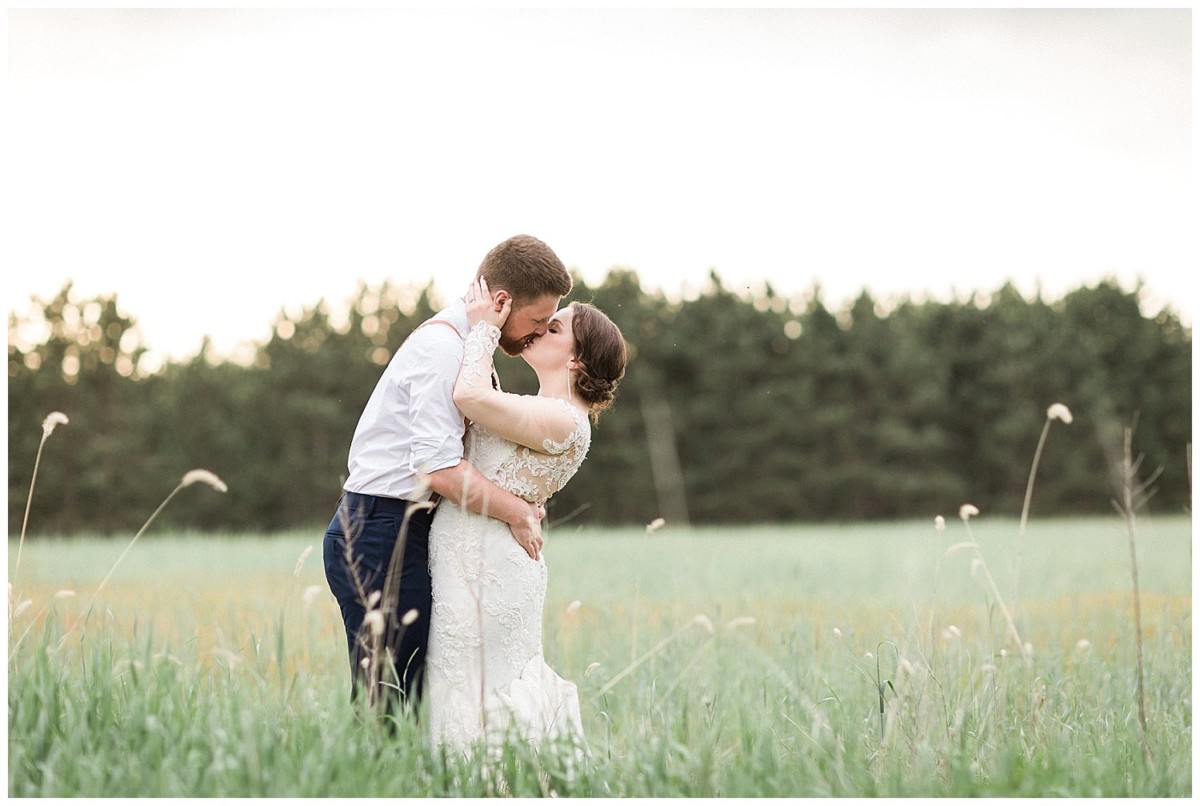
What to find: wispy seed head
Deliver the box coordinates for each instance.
[934,515,946,532]
[367,591,382,608]
[943,542,978,557]
[645,517,666,534]
[1075,638,1091,651]
[970,558,983,577]
[1047,403,1073,424]
[566,600,582,616]
[42,411,69,436]
[692,614,714,635]
[833,627,843,638]
[401,608,419,627]
[181,469,228,493]
[54,590,76,599]
[293,545,313,578]
[584,662,601,678]
[959,503,980,522]
[302,584,322,607]
[363,610,385,637]
[725,616,756,631]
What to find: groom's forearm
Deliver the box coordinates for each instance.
[424,461,537,529]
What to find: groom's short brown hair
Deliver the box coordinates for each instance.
[477,235,572,306]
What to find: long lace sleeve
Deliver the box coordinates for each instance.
[458,321,501,396]
[453,322,588,460]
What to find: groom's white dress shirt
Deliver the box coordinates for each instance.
[343,299,470,502]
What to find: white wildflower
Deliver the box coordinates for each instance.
[42,411,69,436]
[1047,403,1073,424]
[401,608,419,627]
[959,504,979,522]
[566,600,582,616]
[934,515,946,532]
[181,469,228,493]
[645,517,666,534]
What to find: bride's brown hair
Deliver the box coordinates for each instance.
[569,302,627,422]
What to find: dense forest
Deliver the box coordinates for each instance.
[7,270,1192,536]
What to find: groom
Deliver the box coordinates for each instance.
[322,234,573,713]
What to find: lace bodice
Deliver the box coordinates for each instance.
[458,321,591,504]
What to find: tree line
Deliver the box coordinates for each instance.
[7,271,1192,536]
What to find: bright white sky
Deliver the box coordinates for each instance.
[3,7,1193,368]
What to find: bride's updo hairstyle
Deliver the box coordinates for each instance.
[569,302,627,421]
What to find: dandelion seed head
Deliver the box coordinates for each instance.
[363,610,385,637]
[1047,403,1073,424]
[934,515,946,532]
[645,517,666,534]
[959,503,979,522]
[692,614,714,635]
[401,608,419,627]
[584,662,600,678]
[181,469,228,493]
[566,600,582,616]
[42,411,69,436]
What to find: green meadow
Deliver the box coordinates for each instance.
[7,516,1192,797]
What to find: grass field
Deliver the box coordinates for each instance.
[7,515,1192,797]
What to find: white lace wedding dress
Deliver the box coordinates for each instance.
[426,322,591,751]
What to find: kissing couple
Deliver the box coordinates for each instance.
[322,234,628,752]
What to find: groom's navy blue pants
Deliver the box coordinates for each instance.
[322,491,435,713]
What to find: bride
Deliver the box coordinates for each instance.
[425,278,627,751]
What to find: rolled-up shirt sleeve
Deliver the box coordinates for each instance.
[406,330,467,475]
